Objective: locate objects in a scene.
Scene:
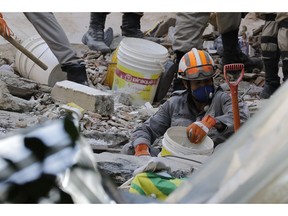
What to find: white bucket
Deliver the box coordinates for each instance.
[112,37,168,106]
[15,35,67,87]
[160,126,214,159]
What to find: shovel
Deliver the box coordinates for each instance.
[223,63,244,132]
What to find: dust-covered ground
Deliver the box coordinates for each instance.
[0,12,272,186]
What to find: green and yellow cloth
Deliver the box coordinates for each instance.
[129,171,184,201]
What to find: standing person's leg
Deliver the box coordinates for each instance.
[217,12,263,71]
[24,12,88,85]
[121,13,160,43]
[172,12,210,91]
[173,12,211,55]
[277,13,288,83]
[121,13,144,37]
[82,12,111,54]
[260,15,280,99]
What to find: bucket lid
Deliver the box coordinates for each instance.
[120,37,168,59]
[163,126,214,156]
[118,45,167,69]
[117,50,165,72]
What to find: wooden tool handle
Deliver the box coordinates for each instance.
[2,35,48,70]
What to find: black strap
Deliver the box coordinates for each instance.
[264,13,277,21]
[281,51,288,59]
[262,50,279,58]
[261,36,278,44]
[279,20,288,28]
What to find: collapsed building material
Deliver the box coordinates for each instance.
[51,80,114,116]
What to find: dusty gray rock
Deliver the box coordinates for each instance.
[82,130,129,150]
[93,152,201,186]
[0,110,39,136]
[0,80,37,113]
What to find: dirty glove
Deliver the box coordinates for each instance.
[186,115,217,144]
[134,143,151,157]
[0,13,13,37]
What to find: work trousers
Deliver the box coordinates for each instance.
[24,12,82,66]
[172,12,241,53]
[260,13,288,61]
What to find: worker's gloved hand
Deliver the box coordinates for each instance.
[0,13,12,37]
[134,143,151,157]
[186,115,217,144]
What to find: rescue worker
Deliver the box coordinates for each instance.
[257,13,288,99]
[171,12,263,91]
[24,13,89,86]
[0,13,89,86]
[122,48,250,157]
[82,12,152,53]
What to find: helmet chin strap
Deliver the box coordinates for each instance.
[186,80,195,104]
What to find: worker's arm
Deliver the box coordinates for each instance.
[0,13,13,37]
[130,100,172,152]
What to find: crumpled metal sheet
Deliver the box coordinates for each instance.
[0,117,117,203]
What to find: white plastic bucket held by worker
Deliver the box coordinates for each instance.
[160,126,214,160]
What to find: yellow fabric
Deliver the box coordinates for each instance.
[160,147,172,157]
[129,172,184,201]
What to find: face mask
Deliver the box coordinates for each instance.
[191,85,214,103]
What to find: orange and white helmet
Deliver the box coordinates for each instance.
[178,48,216,80]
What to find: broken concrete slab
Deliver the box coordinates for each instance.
[243,72,258,80]
[51,80,114,116]
[82,130,129,149]
[93,152,205,186]
[0,70,39,99]
[254,76,265,87]
[152,17,176,37]
[0,65,52,98]
[0,80,36,113]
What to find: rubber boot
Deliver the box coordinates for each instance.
[82,27,114,49]
[81,13,111,54]
[221,29,263,72]
[121,13,160,43]
[260,58,280,99]
[121,13,144,38]
[62,64,89,86]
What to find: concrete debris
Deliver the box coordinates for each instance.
[0,12,281,188]
[94,152,196,186]
[0,80,36,112]
[51,80,114,116]
[254,76,265,87]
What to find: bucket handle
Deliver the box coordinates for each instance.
[156,59,167,72]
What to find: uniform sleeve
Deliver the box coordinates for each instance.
[216,92,250,126]
[210,91,250,145]
[130,100,173,148]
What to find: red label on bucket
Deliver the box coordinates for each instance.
[115,69,158,85]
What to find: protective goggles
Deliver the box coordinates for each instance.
[178,64,217,80]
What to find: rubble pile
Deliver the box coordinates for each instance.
[0,13,272,185]
[0,44,267,187]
